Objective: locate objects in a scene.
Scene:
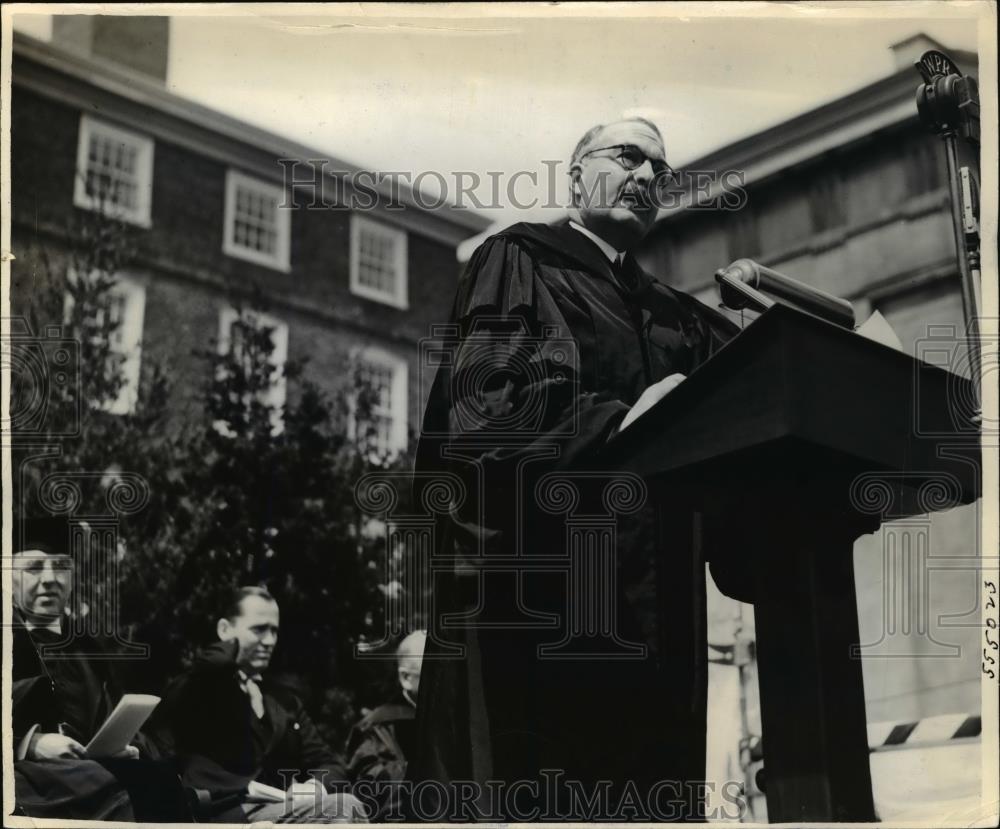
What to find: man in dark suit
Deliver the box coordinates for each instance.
[152,586,365,823]
[11,515,186,821]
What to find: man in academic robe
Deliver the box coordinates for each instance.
[11,515,186,821]
[150,585,367,823]
[409,118,741,821]
[346,630,426,820]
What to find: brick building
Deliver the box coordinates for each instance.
[9,22,489,451]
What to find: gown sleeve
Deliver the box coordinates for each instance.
[414,232,633,562]
[436,234,630,471]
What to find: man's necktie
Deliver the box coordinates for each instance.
[238,670,265,719]
[613,254,639,294]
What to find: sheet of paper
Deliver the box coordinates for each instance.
[856,310,905,353]
[246,780,286,803]
[84,693,160,758]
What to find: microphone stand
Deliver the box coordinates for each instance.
[915,49,982,420]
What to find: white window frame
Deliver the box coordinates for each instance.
[349,215,408,309]
[74,115,155,228]
[217,307,289,434]
[348,345,409,457]
[222,170,291,272]
[64,271,146,416]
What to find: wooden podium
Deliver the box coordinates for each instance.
[608,304,981,822]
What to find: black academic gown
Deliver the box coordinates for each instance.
[409,221,739,821]
[11,616,188,822]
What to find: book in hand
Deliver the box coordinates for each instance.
[84,693,160,758]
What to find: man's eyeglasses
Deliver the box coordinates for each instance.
[579,144,679,186]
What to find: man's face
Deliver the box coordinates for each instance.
[571,120,667,250]
[217,595,280,672]
[12,551,73,624]
[398,655,422,698]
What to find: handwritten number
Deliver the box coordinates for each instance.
[983,582,999,678]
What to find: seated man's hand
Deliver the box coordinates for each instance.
[285,781,369,823]
[323,792,368,823]
[287,778,324,797]
[112,745,141,759]
[30,733,87,760]
[620,373,685,432]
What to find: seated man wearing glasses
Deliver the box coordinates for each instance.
[410,117,740,820]
[11,516,185,821]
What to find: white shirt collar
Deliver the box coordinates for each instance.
[569,221,624,264]
[25,618,62,634]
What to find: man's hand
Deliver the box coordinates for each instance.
[112,745,141,759]
[287,778,325,797]
[30,732,87,760]
[324,793,368,823]
[284,781,369,822]
[619,373,685,432]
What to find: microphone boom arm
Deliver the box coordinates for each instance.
[715,259,856,329]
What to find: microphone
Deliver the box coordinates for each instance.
[715,259,856,329]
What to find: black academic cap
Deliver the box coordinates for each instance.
[16,515,71,556]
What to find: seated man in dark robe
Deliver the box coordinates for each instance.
[410,117,742,821]
[346,630,425,819]
[11,516,187,821]
[149,585,366,823]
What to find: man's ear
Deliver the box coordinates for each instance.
[217,617,234,641]
[568,165,584,207]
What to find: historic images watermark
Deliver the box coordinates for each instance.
[278,159,749,212]
[355,315,996,668]
[1,318,82,439]
[4,468,152,660]
[354,317,655,661]
[274,770,748,822]
[848,319,994,665]
[2,316,148,658]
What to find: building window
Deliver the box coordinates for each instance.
[726,209,760,263]
[64,273,146,415]
[903,138,943,198]
[223,170,291,271]
[349,346,408,456]
[350,216,408,309]
[808,170,847,234]
[73,115,154,227]
[217,307,289,433]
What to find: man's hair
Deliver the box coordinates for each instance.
[569,117,665,167]
[223,585,277,621]
[397,629,427,663]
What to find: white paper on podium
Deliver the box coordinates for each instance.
[84,693,160,758]
[856,310,905,353]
